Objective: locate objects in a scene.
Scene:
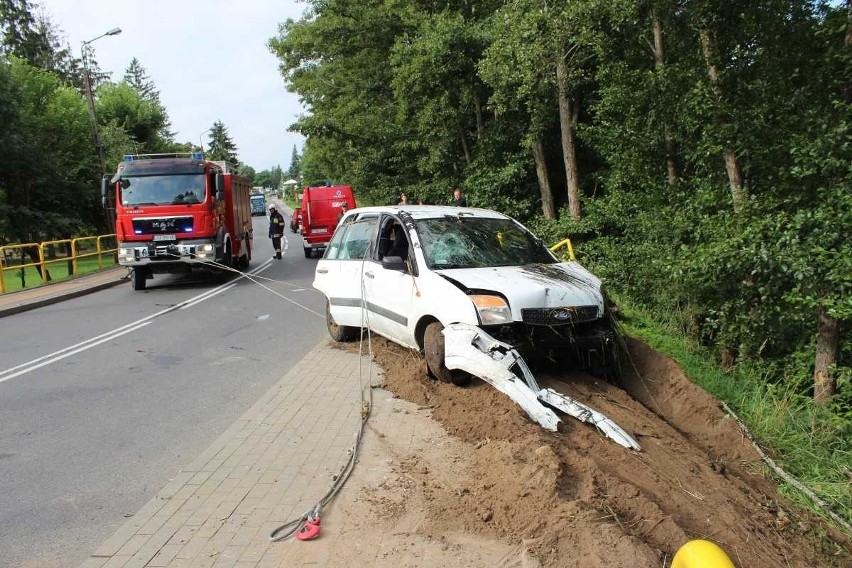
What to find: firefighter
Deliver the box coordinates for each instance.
[268,204,285,259]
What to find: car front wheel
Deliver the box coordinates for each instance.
[326,300,359,342]
[423,321,471,386]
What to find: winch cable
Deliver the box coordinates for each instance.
[266,247,376,542]
[197,258,324,318]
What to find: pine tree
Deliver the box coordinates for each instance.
[123,57,160,104]
[286,144,301,180]
[205,120,240,167]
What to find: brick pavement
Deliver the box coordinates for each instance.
[79,342,390,568]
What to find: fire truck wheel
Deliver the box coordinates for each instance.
[132,268,147,291]
[423,322,471,386]
[222,241,233,268]
[303,246,312,258]
[326,300,358,342]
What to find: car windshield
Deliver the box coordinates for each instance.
[120,174,206,206]
[416,216,555,269]
[251,196,265,204]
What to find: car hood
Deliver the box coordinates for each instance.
[437,262,604,321]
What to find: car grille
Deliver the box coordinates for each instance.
[521,305,600,326]
[132,216,193,234]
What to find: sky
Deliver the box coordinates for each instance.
[38,0,308,173]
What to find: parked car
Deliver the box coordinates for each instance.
[313,205,620,385]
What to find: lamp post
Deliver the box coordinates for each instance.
[81,27,121,175]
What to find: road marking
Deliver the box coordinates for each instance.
[0,261,273,384]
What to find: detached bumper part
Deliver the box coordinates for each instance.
[443,323,560,431]
[442,323,640,451]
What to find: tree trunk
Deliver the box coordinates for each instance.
[473,91,484,139]
[653,12,679,186]
[556,55,581,220]
[813,305,839,403]
[531,137,556,219]
[699,28,746,212]
[458,125,470,163]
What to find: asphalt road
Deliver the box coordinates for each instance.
[0,216,329,568]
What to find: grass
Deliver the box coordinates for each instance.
[618,300,852,532]
[0,254,118,294]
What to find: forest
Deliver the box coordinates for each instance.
[269,0,850,522]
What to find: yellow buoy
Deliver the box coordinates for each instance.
[671,540,736,568]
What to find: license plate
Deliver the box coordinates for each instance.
[153,234,176,241]
[313,227,328,234]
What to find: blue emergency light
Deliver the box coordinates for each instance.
[123,155,134,162]
[192,152,203,160]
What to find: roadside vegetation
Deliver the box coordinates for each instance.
[269,0,851,528]
[0,0,288,250]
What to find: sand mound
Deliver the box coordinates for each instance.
[359,335,849,567]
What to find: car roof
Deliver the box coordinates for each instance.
[347,205,509,220]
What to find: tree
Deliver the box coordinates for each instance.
[0,57,101,243]
[286,144,301,181]
[205,120,240,167]
[97,82,170,156]
[237,164,256,184]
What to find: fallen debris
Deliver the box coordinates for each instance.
[442,323,640,451]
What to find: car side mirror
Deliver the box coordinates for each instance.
[382,256,408,273]
[215,174,225,201]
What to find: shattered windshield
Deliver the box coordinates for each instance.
[120,174,206,206]
[416,216,555,269]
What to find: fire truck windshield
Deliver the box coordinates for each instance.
[120,174,206,206]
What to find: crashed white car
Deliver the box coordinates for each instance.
[313,205,620,385]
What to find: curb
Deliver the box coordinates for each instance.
[0,274,129,318]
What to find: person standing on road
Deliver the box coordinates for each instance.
[337,202,349,225]
[268,204,285,259]
[452,188,467,207]
[398,193,409,205]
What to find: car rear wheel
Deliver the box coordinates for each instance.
[424,321,471,386]
[303,246,312,258]
[326,300,359,342]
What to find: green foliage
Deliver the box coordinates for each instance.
[0,57,101,242]
[621,302,852,524]
[204,120,240,167]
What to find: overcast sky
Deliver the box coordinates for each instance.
[39,0,307,172]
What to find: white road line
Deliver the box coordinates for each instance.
[0,261,273,384]
[0,322,152,384]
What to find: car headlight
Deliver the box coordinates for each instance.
[470,295,512,326]
[118,247,134,263]
[195,243,214,259]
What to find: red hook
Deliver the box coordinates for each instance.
[296,515,321,541]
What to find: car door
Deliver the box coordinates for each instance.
[363,215,419,349]
[314,214,379,328]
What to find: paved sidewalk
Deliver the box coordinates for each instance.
[80,341,385,568]
[0,267,129,317]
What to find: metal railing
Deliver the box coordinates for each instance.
[549,238,576,262]
[0,234,118,294]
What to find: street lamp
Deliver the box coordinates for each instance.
[81,27,121,174]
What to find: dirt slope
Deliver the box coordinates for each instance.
[355,336,850,567]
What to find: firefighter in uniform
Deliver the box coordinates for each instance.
[268,204,285,259]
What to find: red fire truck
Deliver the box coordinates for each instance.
[103,153,253,290]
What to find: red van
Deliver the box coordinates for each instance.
[300,185,356,257]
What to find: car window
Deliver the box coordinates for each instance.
[325,215,378,260]
[416,216,555,268]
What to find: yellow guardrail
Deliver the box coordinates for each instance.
[0,234,118,294]
[549,238,576,262]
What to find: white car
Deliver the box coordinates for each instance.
[313,206,619,385]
